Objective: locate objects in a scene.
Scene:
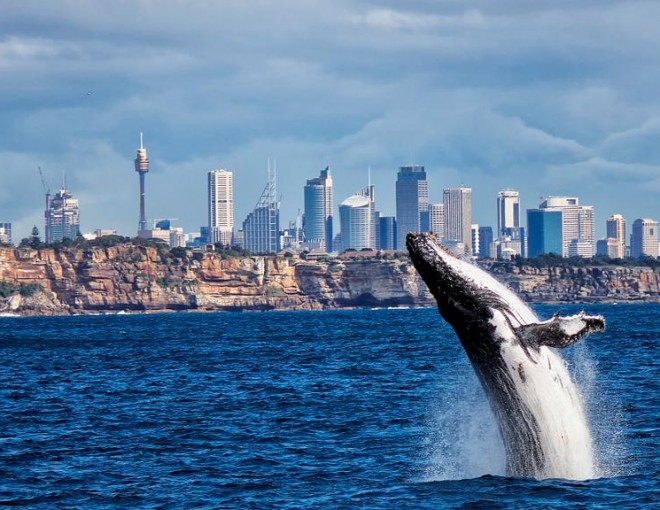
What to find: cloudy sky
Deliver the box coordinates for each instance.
[1,0,659,241]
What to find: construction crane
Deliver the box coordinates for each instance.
[38,166,51,243]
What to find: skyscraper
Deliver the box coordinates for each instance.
[527,209,562,258]
[606,214,626,259]
[339,184,376,251]
[631,218,659,258]
[242,170,280,254]
[496,190,523,258]
[134,132,149,235]
[443,187,472,255]
[428,203,445,239]
[378,216,397,250]
[395,166,428,250]
[497,190,520,233]
[539,196,595,257]
[46,186,80,243]
[208,169,234,246]
[478,226,494,259]
[303,166,333,252]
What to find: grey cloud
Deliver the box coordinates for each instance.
[1,0,659,240]
[548,157,660,185]
[600,118,660,165]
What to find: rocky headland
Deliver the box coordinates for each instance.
[0,245,658,316]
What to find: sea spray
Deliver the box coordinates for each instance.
[422,370,505,481]
[566,342,627,478]
[420,345,603,481]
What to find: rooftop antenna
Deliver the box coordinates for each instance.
[273,158,277,203]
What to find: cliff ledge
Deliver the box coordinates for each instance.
[0,246,657,316]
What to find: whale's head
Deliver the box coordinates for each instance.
[406,232,537,336]
[406,232,604,353]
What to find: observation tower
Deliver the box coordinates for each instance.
[134,132,149,233]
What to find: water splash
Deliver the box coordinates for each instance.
[423,341,628,482]
[422,371,505,481]
[566,342,627,478]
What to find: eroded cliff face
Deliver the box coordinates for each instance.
[0,246,658,316]
[0,246,433,315]
[486,263,660,303]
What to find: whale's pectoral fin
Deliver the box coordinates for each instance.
[516,312,605,349]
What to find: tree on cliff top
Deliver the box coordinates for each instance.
[18,226,43,249]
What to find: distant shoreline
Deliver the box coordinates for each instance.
[0,245,658,316]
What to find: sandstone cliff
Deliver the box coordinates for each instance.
[0,246,657,316]
[486,262,660,303]
[0,246,433,315]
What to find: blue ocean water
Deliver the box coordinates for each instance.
[0,304,657,509]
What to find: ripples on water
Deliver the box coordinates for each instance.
[0,305,657,508]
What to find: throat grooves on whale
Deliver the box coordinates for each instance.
[483,310,595,479]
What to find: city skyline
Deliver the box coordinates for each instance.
[1,2,659,240]
[4,161,660,259]
[6,153,660,253]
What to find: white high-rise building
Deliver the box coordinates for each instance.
[443,187,472,255]
[303,166,333,252]
[631,218,659,258]
[208,169,234,246]
[428,203,445,239]
[539,196,595,257]
[497,190,520,232]
[339,185,376,251]
[496,190,524,258]
[606,214,626,259]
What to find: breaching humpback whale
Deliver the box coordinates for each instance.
[407,232,605,480]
